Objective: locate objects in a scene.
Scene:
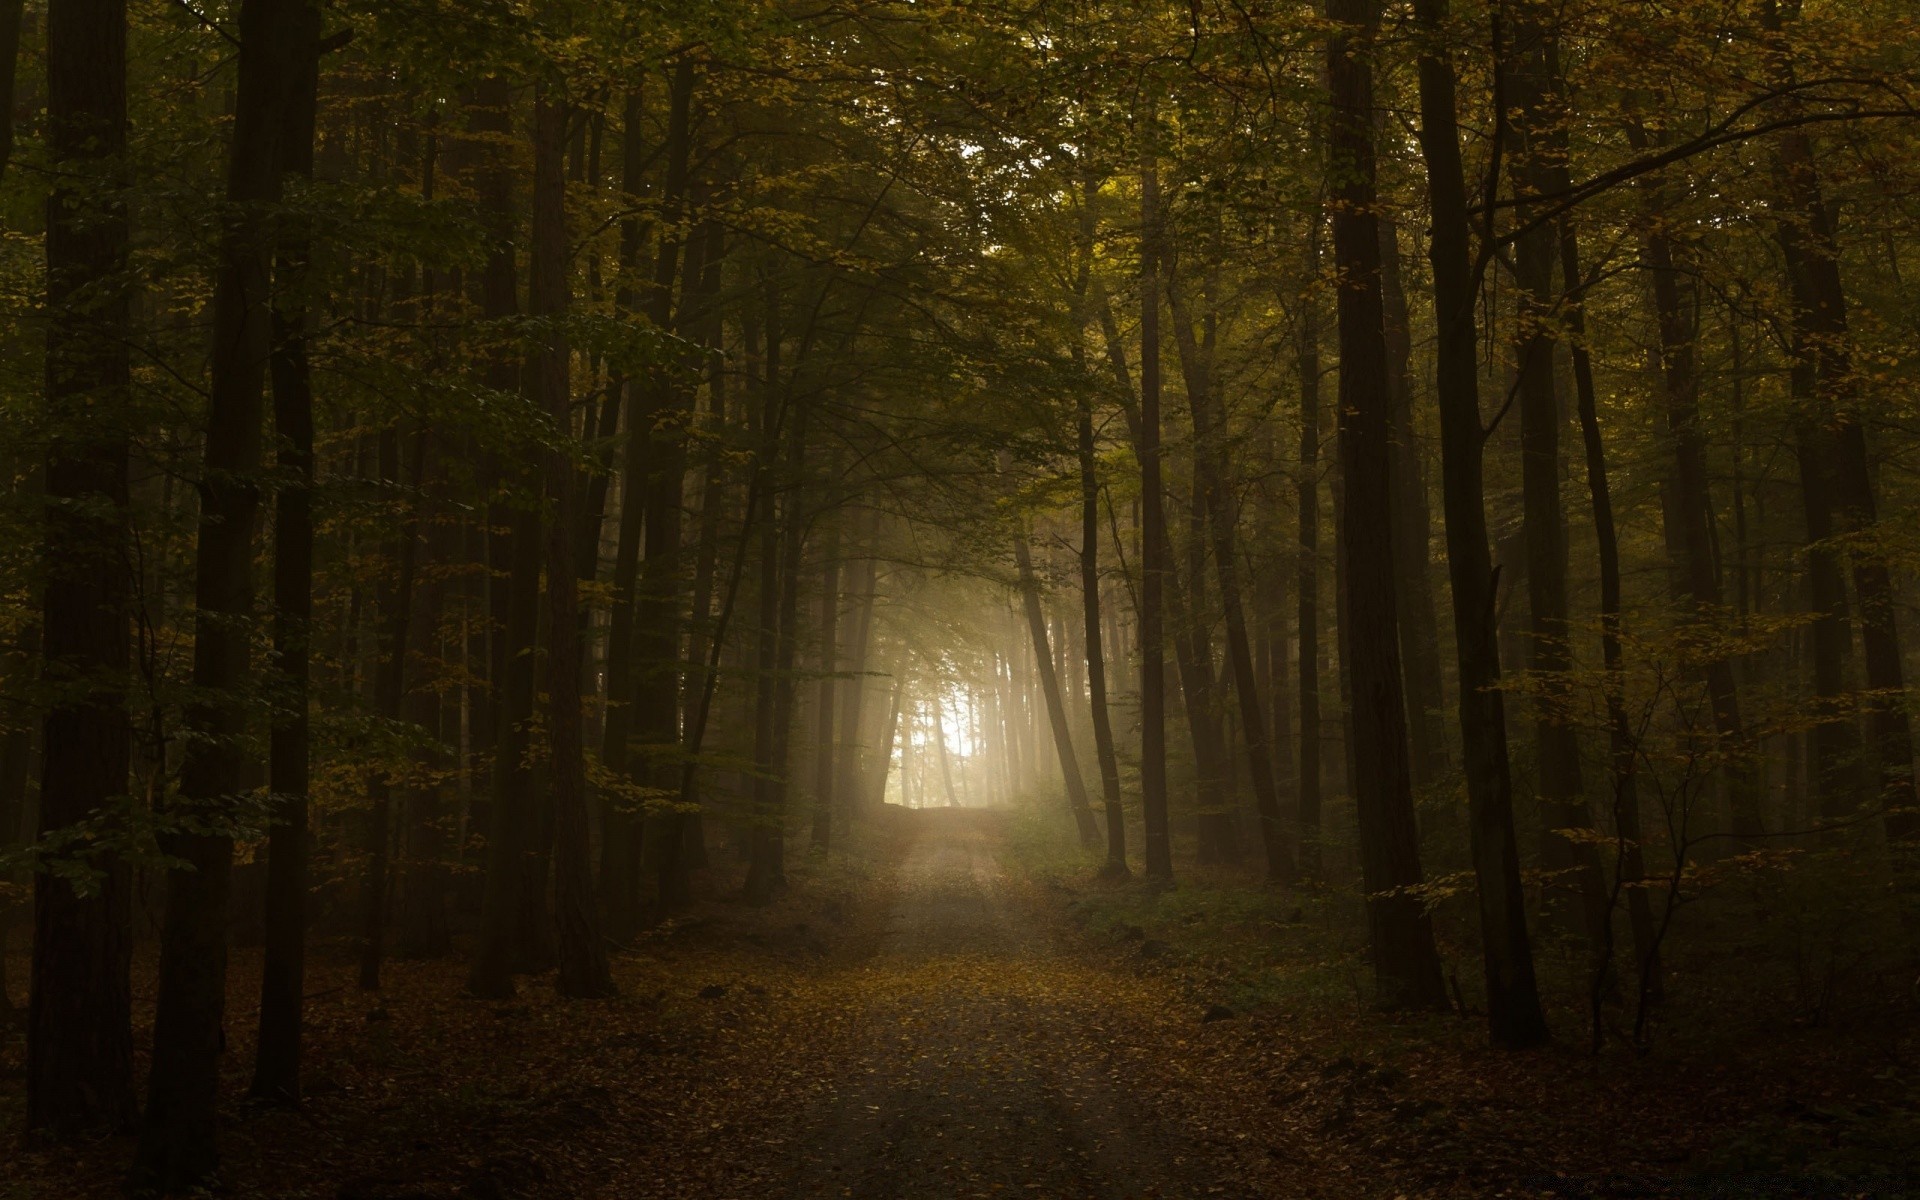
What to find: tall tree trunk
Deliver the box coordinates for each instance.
[358,427,424,992]
[532,89,614,999]
[1634,121,1765,843]
[398,515,455,962]
[0,0,22,185]
[1563,221,1662,1023]
[1079,386,1127,874]
[1137,152,1172,879]
[597,83,655,941]
[744,277,792,904]
[466,70,539,997]
[1378,211,1448,787]
[135,0,295,1182]
[1295,223,1325,882]
[870,679,902,806]
[1410,0,1549,1048]
[30,0,136,1136]
[250,0,320,1103]
[1501,11,1612,950]
[1328,0,1447,1012]
[635,63,700,915]
[811,517,841,847]
[835,552,877,817]
[1774,122,1919,865]
[1015,534,1101,845]
[1169,267,1294,883]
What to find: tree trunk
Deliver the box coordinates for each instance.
[1563,221,1662,1020]
[0,0,22,185]
[135,0,296,1182]
[250,0,320,1102]
[467,74,534,1000]
[1015,535,1101,845]
[1079,385,1127,874]
[1169,267,1293,883]
[811,518,841,847]
[30,0,136,1135]
[835,552,877,817]
[1378,211,1448,788]
[1137,153,1173,878]
[1410,0,1549,1048]
[744,278,793,904]
[1774,124,1919,866]
[1635,125,1765,843]
[1328,0,1447,1012]
[1295,222,1325,882]
[359,427,425,992]
[399,515,455,962]
[532,89,615,999]
[1501,10,1612,950]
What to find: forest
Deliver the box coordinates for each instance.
[3,0,1920,1195]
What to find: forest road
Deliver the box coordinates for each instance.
[768,810,1252,1200]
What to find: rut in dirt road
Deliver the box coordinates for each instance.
[766,812,1252,1200]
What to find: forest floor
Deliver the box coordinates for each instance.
[3,807,1919,1198]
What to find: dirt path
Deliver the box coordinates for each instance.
[750,811,1258,1200]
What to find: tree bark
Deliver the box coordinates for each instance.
[1015,534,1101,845]
[811,518,841,847]
[467,75,535,1000]
[1169,267,1293,883]
[1079,384,1127,874]
[358,427,425,992]
[1410,0,1549,1048]
[1634,119,1765,843]
[135,0,296,1182]
[1773,123,1919,860]
[1563,221,1662,1018]
[251,0,320,1102]
[1295,222,1325,882]
[1500,10,1611,950]
[532,88,614,998]
[30,0,136,1136]
[1137,153,1172,879]
[1327,0,1448,1011]
[1378,211,1448,788]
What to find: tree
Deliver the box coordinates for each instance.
[30,0,136,1137]
[1325,0,1448,1012]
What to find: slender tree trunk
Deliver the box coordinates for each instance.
[359,428,425,992]
[1080,388,1127,873]
[30,0,136,1136]
[597,83,656,941]
[398,516,454,962]
[1138,152,1172,878]
[1379,211,1448,787]
[1169,268,1293,882]
[835,552,877,817]
[468,72,537,998]
[532,89,614,998]
[1635,122,1764,843]
[1774,123,1919,863]
[1501,12,1611,949]
[870,680,902,806]
[251,1,320,1102]
[1410,0,1549,1048]
[1563,221,1661,1012]
[1327,0,1447,1010]
[745,278,791,904]
[811,519,841,847]
[0,0,22,185]
[135,0,295,1181]
[1295,225,1324,882]
[1015,535,1101,844]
